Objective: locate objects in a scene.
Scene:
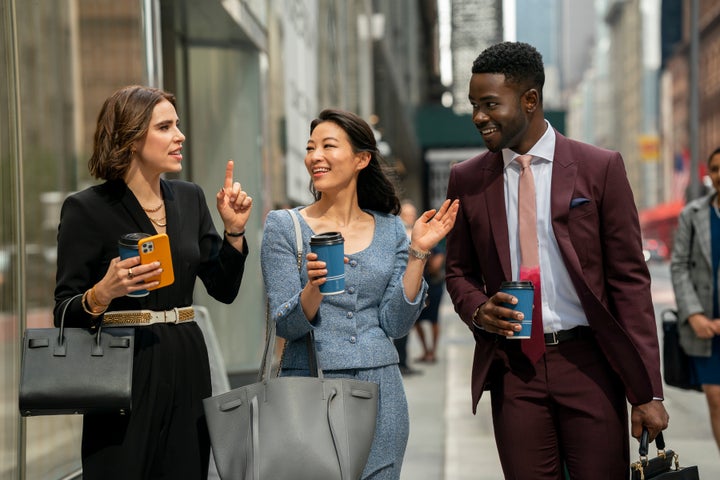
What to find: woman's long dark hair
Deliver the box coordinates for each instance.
[309,109,400,215]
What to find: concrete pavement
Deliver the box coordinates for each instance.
[400,262,720,479]
[401,301,503,480]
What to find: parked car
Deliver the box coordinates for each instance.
[642,238,669,262]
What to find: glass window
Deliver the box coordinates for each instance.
[1,1,21,478]
[14,1,145,477]
[4,1,268,476]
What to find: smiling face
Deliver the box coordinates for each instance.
[305,121,369,195]
[133,99,185,176]
[469,73,537,153]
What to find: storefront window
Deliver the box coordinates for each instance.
[14,1,145,477]
[3,1,267,477]
[1,1,21,478]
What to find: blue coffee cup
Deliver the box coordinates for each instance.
[310,232,345,295]
[118,232,151,297]
[499,281,534,339]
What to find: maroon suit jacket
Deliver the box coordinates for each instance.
[445,131,663,413]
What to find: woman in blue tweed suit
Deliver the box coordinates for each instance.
[261,109,458,479]
[670,146,720,452]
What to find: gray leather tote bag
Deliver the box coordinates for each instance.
[203,314,378,480]
[203,209,378,480]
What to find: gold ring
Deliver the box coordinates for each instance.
[128,268,134,279]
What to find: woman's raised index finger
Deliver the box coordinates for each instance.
[224,160,235,190]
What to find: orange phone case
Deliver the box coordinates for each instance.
[137,233,175,290]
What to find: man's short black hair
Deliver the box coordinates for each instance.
[472,42,545,98]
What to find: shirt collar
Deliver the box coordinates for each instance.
[502,120,556,169]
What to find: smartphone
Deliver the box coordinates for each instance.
[137,233,175,290]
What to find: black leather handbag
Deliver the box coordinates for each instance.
[661,309,702,392]
[19,294,134,416]
[631,429,700,479]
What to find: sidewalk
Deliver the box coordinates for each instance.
[400,295,720,479]
[401,301,503,479]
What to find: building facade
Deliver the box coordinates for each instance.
[664,0,720,197]
[1,1,440,477]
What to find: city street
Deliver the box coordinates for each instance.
[401,261,720,479]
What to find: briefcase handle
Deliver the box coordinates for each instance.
[639,428,666,459]
[660,308,679,323]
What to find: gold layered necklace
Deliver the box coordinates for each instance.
[143,202,163,213]
[147,216,167,227]
[142,201,167,227]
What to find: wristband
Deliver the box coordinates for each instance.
[408,246,431,260]
[224,229,245,237]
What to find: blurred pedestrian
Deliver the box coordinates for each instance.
[53,85,252,479]
[444,41,668,479]
[414,236,445,364]
[261,108,458,479]
[394,199,423,375]
[670,146,720,453]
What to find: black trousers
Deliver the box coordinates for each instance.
[81,322,212,480]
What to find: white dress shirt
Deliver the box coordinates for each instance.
[503,122,589,333]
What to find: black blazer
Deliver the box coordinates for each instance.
[53,178,247,326]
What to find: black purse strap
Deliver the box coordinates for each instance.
[56,293,105,355]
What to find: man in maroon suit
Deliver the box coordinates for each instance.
[445,41,669,479]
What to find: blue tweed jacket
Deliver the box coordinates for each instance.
[261,207,428,371]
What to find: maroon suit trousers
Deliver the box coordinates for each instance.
[489,336,629,480]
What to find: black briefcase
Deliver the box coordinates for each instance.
[631,429,700,479]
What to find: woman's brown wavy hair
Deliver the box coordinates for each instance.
[88,85,176,181]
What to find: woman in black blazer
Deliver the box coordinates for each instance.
[53,85,252,479]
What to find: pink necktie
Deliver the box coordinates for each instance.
[516,155,545,363]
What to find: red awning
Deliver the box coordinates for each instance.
[639,201,685,226]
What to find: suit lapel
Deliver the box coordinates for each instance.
[486,153,512,280]
[119,182,155,234]
[549,134,583,276]
[160,179,179,239]
[691,195,713,267]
